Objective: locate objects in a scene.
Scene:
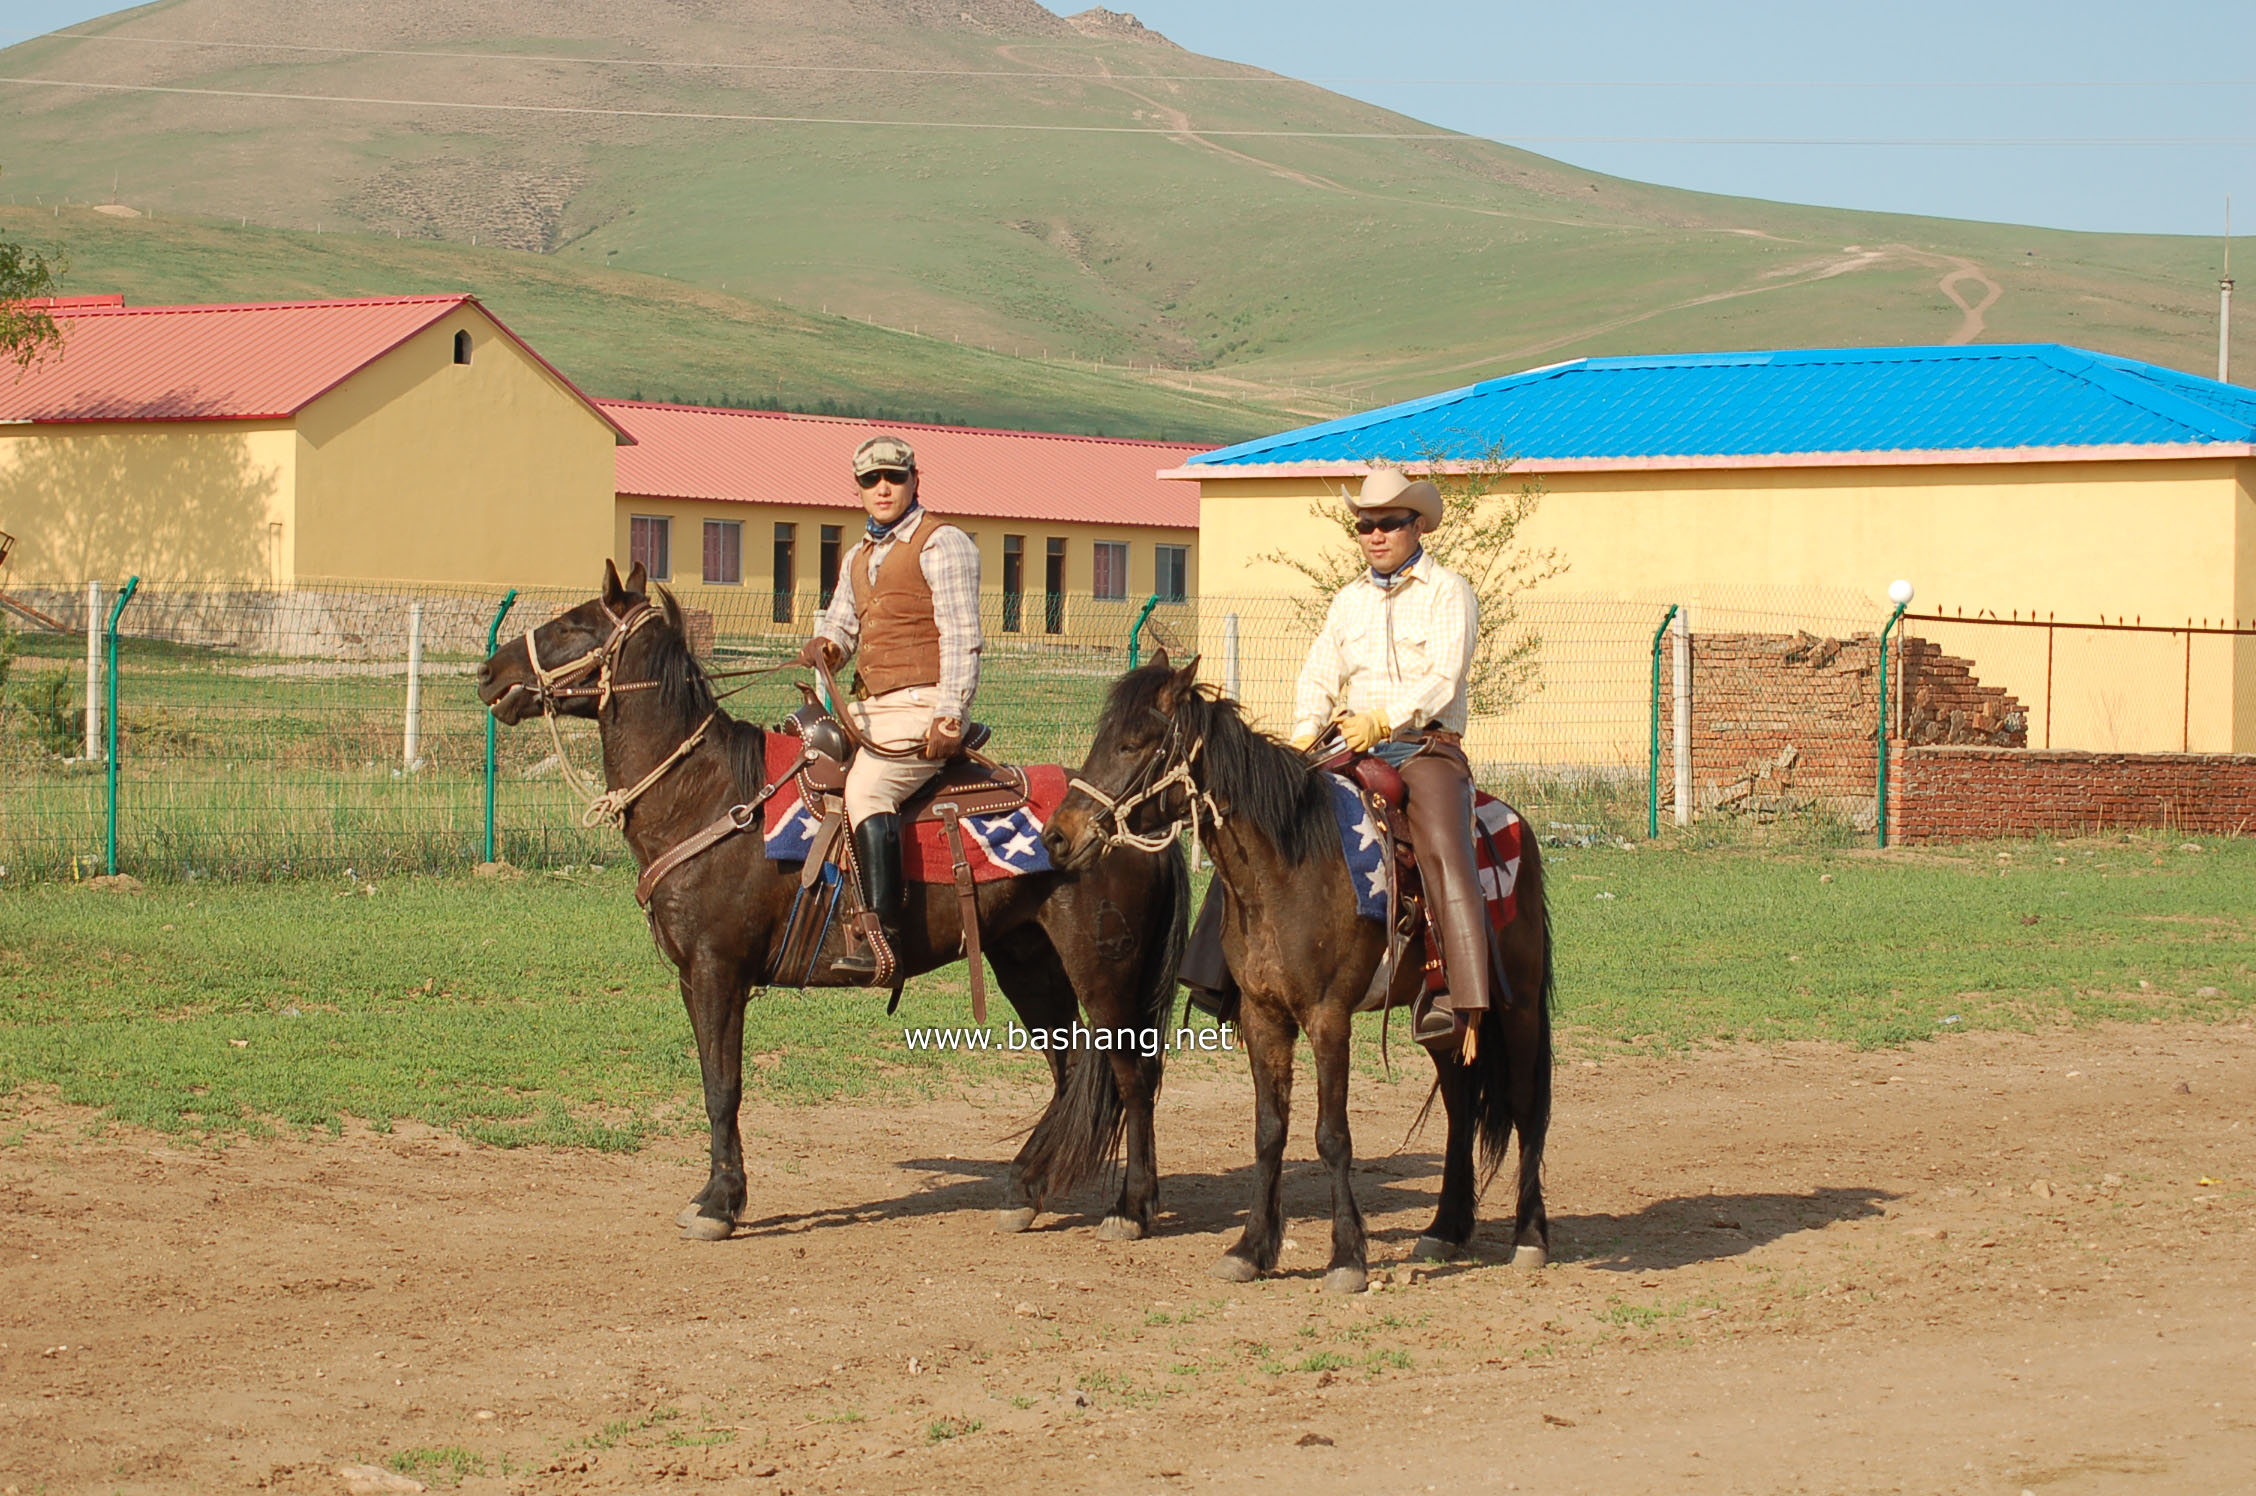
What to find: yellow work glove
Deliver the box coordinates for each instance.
[1335,708,1391,753]
[1289,727,1319,752]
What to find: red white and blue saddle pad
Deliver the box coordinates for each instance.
[1326,772,1524,928]
[757,732,1066,884]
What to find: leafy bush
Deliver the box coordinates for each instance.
[15,667,82,756]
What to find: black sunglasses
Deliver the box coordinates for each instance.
[1353,512,1418,535]
[856,468,912,490]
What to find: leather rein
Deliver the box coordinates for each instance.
[511,601,716,831]
[501,600,824,906]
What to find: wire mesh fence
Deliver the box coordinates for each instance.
[1896,612,2256,756]
[7,574,2243,883]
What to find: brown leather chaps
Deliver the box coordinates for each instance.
[1399,738,1491,1015]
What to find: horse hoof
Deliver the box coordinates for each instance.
[1096,1215,1145,1242]
[1323,1266,1368,1295]
[1510,1244,1549,1270]
[680,1214,735,1242]
[1210,1254,1260,1283]
[995,1207,1038,1234]
[1409,1235,1456,1263]
[675,1203,707,1229]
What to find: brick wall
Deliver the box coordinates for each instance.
[1891,747,2256,842]
[1662,630,1882,826]
[1660,631,2016,829]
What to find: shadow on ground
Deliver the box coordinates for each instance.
[731,1152,1892,1275]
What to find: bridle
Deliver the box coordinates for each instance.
[518,598,663,715]
[1067,704,1224,860]
[507,599,715,829]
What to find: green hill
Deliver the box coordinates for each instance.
[1,0,2245,437]
[0,202,1297,439]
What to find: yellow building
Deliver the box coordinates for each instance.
[1171,345,2256,756]
[598,400,1206,650]
[0,294,627,589]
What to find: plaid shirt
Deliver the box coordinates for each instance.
[814,507,983,721]
[1291,551,1477,739]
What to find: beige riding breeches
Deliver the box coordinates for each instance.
[844,685,945,823]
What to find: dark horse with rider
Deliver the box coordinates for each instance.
[476,445,1550,1283]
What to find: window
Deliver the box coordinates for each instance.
[819,524,842,607]
[1091,541,1129,601]
[1000,535,1024,633]
[1044,537,1066,635]
[452,329,472,365]
[772,522,797,624]
[630,515,670,580]
[703,520,742,586]
[1155,544,1188,604]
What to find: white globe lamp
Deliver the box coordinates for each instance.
[1888,579,1915,607]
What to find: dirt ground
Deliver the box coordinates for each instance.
[3,1024,2252,1496]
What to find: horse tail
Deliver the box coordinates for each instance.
[1472,841,1554,1216]
[1016,840,1189,1197]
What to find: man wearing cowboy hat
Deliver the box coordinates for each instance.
[1289,465,1491,1051]
[795,434,983,979]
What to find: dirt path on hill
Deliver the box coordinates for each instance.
[1939,260,2004,342]
[3,1025,2251,1495]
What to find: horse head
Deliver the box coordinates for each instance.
[475,559,685,724]
[1042,649,1203,873]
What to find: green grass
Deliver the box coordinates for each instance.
[1,834,2249,1144]
[1559,836,2256,1047]
[387,1447,486,1488]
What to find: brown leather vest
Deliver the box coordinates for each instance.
[848,517,948,697]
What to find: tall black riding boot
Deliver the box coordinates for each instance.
[833,812,905,982]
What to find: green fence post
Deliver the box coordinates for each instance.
[1647,603,1679,839]
[1875,585,1912,849]
[103,576,140,875]
[1126,592,1161,668]
[483,588,519,865]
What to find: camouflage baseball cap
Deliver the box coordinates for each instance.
[851,435,917,476]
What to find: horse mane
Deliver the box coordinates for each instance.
[1101,662,1334,865]
[636,590,769,798]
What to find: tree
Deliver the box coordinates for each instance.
[1255,446,1568,716]
[0,168,66,372]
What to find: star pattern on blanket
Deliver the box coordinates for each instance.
[1324,770,1524,928]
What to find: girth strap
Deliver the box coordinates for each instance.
[934,803,987,1028]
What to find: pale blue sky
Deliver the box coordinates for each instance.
[4,0,2250,239]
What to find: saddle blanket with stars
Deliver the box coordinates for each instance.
[1326,772,1524,929]
[759,735,1066,883]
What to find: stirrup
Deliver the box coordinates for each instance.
[831,917,895,984]
[1413,1000,1462,1051]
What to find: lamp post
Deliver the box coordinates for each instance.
[1876,579,1914,848]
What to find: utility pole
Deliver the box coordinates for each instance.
[2222,196,2235,385]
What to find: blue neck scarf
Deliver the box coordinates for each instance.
[1369,546,1424,593]
[868,503,921,542]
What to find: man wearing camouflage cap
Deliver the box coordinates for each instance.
[796,435,983,979]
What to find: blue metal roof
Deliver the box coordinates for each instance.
[1189,345,2256,468]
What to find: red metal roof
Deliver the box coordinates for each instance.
[0,295,630,440]
[599,401,1207,530]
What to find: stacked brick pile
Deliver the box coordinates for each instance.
[1897,638,2028,746]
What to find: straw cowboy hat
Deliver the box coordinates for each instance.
[1350,467,1444,532]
